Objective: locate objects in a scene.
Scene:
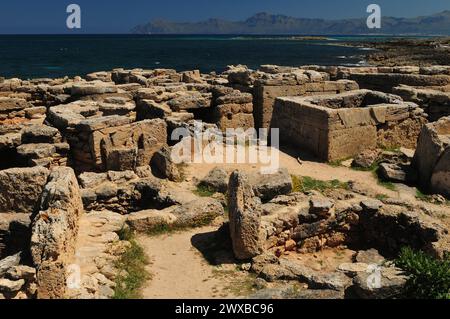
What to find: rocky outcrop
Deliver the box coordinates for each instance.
[393,85,450,121]
[30,167,83,299]
[228,171,263,260]
[127,197,224,233]
[171,197,224,227]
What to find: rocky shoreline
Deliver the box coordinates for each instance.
[0,63,449,299]
[349,37,450,67]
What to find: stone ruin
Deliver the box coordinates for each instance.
[272,89,427,161]
[0,63,449,299]
[308,65,450,121]
[413,116,450,197]
[0,166,82,298]
[227,64,360,129]
[226,170,449,298]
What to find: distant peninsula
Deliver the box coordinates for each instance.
[131,11,450,35]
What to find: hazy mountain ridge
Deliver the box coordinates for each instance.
[131,11,450,35]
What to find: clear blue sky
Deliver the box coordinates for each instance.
[1,0,449,34]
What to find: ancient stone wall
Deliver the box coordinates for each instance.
[226,171,449,260]
[347,73,450,93]
[66,117,167,172]
[394,85,450,121]
[272,90,427,161]
[253,74,359,129]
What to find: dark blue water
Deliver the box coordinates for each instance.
[0,35,407,79]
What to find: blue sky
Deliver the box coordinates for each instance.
[1,0,449,34]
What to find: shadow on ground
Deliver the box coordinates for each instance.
[190,224,237,266]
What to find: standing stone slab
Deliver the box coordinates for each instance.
[228,171,263,260]
[31,167,83,299]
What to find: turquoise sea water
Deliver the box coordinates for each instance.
[0,35,426,79]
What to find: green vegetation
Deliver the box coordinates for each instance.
[374,171,397,191]
[415,189,450,206]
[395,247,450,299]
[212,267,258,297]
[144,222,177,237]
[117,225,133,241]
[113,235,150,299]
[291,175,350,193]
[375,194,389,201]
[328,157,352,168]
[415,189,435,203]
[175,163,188,181]
[351,161,379,172]
[378,145,401,154]
[193,184,216,197]
[144,212,221,237]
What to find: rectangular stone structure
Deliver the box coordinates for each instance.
[272,89,423,161]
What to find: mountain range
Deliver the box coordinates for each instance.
[131,11,450,35]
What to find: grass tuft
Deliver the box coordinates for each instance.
[113,234,150,299]
[193,184,216,197]
[375,194,389,201]
[144,212,220,237]
[291,175,349,193]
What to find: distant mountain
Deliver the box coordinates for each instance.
[131,11,450,35]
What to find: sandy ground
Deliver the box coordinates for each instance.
[138,226,255,299]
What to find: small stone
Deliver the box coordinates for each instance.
[253,278,268,290]
[100,265,118,281]
[240,263,251,271]
[0,253,21,277]
[249,168,293,202]
[353,266,408,299]
[27,282,38,296]
[284,239,297,251]
[0,278,25,293]
[95,183,118,199]
[309,197,334,218]
[360,199,383,211]
[352,149,380,169]
[337,263,369,277]
[355,249,386,265]
[378,163,408,183]
[198,167,229,193]
[6,265,36,280]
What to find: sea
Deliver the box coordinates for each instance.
[0,35,427,79]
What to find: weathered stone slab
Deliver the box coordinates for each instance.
[228,171,263,260]
[0,167,49,214]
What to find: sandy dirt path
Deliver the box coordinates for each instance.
[138,226,251,299]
